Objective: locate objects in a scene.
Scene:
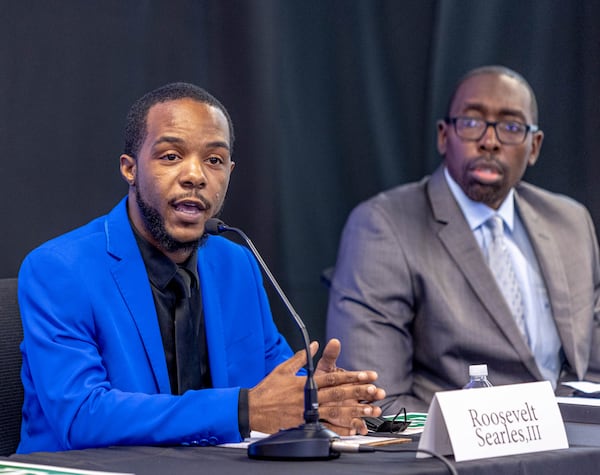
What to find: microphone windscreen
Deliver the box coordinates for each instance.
[205,218,225,235]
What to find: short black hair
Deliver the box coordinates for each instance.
[123,82,235,158]
[446,65,539,124]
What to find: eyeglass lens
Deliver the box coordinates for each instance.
[453,118,529,145]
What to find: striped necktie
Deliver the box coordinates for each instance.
[486,215,529,344]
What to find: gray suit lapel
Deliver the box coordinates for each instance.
[515,193,580,377]
[428,169,542,378]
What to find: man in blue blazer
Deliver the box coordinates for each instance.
[18,83,385,453]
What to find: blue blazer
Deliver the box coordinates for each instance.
[18,198,294,453]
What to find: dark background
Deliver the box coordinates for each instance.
[1,0,599,350]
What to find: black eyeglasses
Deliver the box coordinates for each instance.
[364,407,411,434]
[445,116,539,145]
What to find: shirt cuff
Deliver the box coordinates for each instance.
[238,388,250,438]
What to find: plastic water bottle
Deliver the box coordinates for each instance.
[463,364,493,389]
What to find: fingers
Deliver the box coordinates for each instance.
[318,382,386,405]
[315,380,385,435]
[273,341,319,376]
[316,338,341,373]
[315,369,379,388]
[319,401,381,417]
[319,408,378,436]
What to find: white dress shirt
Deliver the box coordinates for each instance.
[444,167,562,387]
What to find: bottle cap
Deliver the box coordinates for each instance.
[468,364,488,377]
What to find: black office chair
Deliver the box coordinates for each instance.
[0,278,23,455]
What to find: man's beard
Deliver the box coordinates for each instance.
[461,156,508,207]
[135,188,203,254]
[463,179,504,206]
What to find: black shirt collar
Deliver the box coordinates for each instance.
[130,222,199,292]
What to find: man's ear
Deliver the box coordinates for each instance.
[527,130,544,167]
[120,154,136,186]
[436,120,448,156]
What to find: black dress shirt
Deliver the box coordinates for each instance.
[130,224,250,437]
[132,230,211,394]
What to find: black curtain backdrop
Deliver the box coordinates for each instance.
[1,0,599,350]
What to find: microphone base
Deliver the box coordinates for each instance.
[247,422,341,460]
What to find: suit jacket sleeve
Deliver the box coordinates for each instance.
[326,195,424,412]
[580,209,600,381]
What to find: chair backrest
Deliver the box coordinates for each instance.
[0,278,23,456]
[320,266,334,288]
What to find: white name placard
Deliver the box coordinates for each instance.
[418,381,568,461]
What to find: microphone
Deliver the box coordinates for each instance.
[204,218,340,460]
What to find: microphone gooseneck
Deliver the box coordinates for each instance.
[205,217,339,460]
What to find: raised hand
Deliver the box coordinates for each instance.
[315,338,385,435]
[248,339,385,435]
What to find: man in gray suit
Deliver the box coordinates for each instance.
[326,65,600,414]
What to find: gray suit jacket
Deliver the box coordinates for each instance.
[326,166,600,413]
